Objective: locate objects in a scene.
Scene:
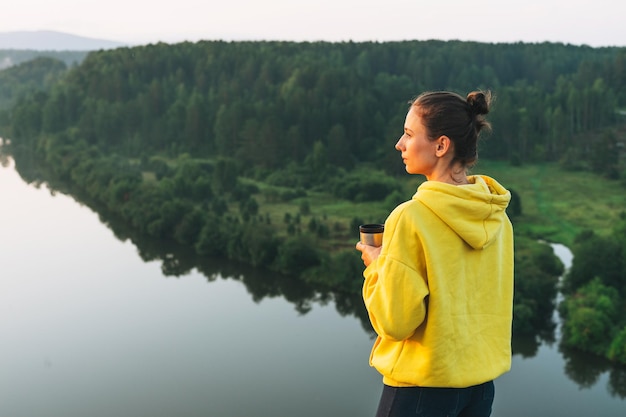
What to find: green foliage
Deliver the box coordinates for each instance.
[556,217,626,363]
[239,196,259,221]
[329,169,401,202]
[590,129,620,179]
[195,213,228,257]
[0,57,68,111]
[274,236,322,275]
[563,306,614,356]
[383,190,407,211]
[608,327,626,363]
[174,207,206,245]
[299,199,310,215]
[565,230,625,294]
[145,156,171,180]
[213,157,239,193]
[512,303,535,335]
[303,250,365,293]
[171,156,214,201]
[241,223,279,267]
[264,163,308,188]
[231,180,259,202]
[512,239,562,335]
[151,200,194,238]
[316,222,330,239]
[507,188,522,218]
[350,217,365,232]
[560,277,621,356]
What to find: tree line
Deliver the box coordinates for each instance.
[3,40,625,177]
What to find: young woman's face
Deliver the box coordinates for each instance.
[395,107,439,176]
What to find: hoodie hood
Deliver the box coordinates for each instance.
[414,175,511,249]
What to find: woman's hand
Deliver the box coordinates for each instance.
[355,241,382,267]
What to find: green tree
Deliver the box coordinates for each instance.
[274,236,322,275]
[590,129,619,179]
[512,241,562,335]
[174,207,206,245]
[608,327,626,363]
[241,223,279,267]
[560,277,620,356]
[213,157,238,193]
[565,231,624,294]
[195,213,228,256]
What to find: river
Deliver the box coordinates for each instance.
[1,153,625,417]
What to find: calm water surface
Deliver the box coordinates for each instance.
[1,155,624,416]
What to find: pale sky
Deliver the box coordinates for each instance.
[3,0,626,47]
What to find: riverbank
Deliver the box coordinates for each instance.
[0,142,599,337]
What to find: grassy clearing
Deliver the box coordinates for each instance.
[475,160,625,245]
[251,160,624,251]
[254,186,392,251]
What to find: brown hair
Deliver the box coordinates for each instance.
[411,90,492,168]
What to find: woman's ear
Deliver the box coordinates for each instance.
[435,135,452,157]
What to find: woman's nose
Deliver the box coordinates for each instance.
[395,137,403,151]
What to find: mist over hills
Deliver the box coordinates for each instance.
[0,30,127,51]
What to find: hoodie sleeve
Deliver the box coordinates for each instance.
[362,203,430,341]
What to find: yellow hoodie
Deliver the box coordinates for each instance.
[363,175,514,388]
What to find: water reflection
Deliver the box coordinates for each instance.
[99,197,372,331]
[511,327,556,359]
[5,144,374,335]
[561,343,626,399]
[4,144,626,401]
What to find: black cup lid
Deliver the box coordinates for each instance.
[359,223,384,233]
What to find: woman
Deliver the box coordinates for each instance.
[356,91,514,417]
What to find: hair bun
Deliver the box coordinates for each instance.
[467,91,491,116]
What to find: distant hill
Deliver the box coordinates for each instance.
[0,30,127,51]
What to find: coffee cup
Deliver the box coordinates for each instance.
[359,224,384,247]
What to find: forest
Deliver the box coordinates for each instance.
[0,39,625,363]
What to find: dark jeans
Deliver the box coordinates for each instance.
[374,381,495,417]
